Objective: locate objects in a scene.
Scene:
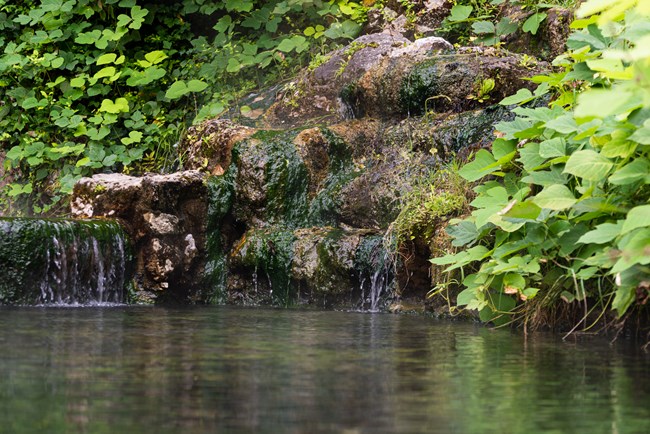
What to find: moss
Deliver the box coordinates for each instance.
[391,165,470,246]
[203,162,237,304]
[237,227,296,306]
[399,56,470,115]
[307,128,360,225]
[240,130,310,227]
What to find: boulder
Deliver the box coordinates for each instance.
[72,170,208,302]
[349,47,545,118]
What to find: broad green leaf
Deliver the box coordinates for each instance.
[70,77,85,88]
[545,114,578,134]
[575,89,639,119]
[600,139,636,159]
[472,20,495,34]
[74,30,101,44]
[502,201,542,221]
[126,66,166,86]
[532,184,577,210]
[521,167,568,186]
[121,131,143,145]
[522,12,547,35]
[539,138,566,158]
[98,97,129,113]
[492,139,516,160]
[522,287,539,300]
[612,285,635,317]
[186,79,208,93]
[213,15,232,33]
[609,158,650,185]
[518,143,547,171]
[93,66,116,80]
[165,81,189,99]
[611,228,650,274]
[578,221,622,244]
[456,287,478,306]
[276,38,296,53]
[448,4,473,22]
[629,124,650,144]
[563,150,613,181]
[6,146,23,160]
[496,17,518,36]
[621,205,650,235]
[96,53,117,65]
[144,50,168,65]
[503,273,526,291]
[129,5,148,29]
[446,220,479,247]
[458,149,497,181]
[500,88,534,106]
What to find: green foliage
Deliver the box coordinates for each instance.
[0,0,370,214]
[432,0,650,326]
[441,0,578,46]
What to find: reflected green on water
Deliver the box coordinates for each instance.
[1,307,649,434]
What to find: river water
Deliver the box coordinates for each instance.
[1,306,649,434]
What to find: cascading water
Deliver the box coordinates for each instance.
[0,218,132,305]
[355,235,394,312]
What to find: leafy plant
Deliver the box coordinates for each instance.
[441,0,577,47]
[431,0,650,329]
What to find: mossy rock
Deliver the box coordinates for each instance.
[349,47,546,118]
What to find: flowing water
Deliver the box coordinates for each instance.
[0,218,130,305]
[1,306,650,434]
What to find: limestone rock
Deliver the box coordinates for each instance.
[179,119,255,174]
[291,227,362,296]
[71,170,208,301]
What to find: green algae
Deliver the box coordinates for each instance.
[237,227,296,306]
[0,218,132,305]
[308,128,361,226]
[400,56,472,115]
[203,163,238,304]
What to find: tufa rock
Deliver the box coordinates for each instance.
[72,170,208,302]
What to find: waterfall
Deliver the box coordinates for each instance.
[355,235,394,312]
[0,218,132,305]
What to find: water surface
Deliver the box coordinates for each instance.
[1,306,649,434]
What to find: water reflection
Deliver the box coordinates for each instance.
[1,307,649,434]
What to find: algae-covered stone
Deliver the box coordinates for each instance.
[228,227,296,305]
[263,33,453,128]
[291,227,362,296]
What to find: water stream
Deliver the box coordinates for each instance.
[1,306,649,434]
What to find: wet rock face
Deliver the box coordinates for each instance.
[72,170,208,302]
[291,227,361,296]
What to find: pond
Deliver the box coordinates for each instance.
[1,306,649,434]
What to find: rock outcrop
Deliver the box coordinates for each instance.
[72,171,207,302]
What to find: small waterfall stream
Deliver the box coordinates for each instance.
[0,218,132,305]
[356,235,394,312]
